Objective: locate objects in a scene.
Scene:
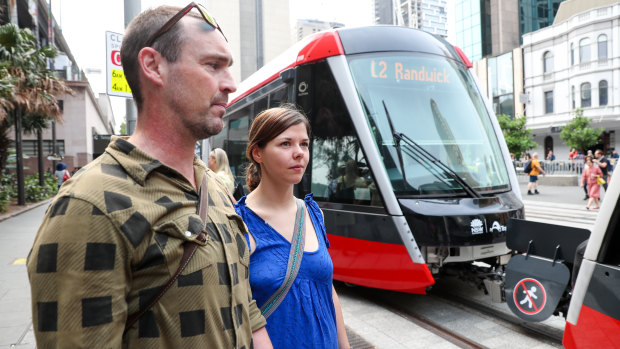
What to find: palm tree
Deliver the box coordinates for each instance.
[0,23,72,205]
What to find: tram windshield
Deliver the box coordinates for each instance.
[348,53,510,196]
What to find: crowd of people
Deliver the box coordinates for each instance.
[26,4,349,348]
[521,147,614,208]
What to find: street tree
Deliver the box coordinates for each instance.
[0,23,72,205]
[496,113,537,158]
[560,108,603,153]
[119,121,127,135]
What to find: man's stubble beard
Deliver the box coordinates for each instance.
[184,112,224,140]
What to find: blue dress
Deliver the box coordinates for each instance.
[235,193,338,349]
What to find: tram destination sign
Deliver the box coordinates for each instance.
[370,60,450,84]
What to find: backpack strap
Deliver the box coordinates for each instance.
[125,173,209,332]
[259,198,306,319]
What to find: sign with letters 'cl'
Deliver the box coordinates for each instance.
[106,31,132,98]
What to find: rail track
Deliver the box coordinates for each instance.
[338,275,564,349]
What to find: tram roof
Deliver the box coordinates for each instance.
[228,26,468,106]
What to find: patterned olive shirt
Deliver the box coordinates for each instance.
[27,136,265,348]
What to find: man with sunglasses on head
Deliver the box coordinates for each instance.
[27,4,272,348]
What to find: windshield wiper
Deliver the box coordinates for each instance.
[382,100,482,199]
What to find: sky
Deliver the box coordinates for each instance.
[49,0,374,132]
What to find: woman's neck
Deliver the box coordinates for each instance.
[247,177,296,210]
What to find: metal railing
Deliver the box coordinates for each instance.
[514,159,594,176]
[515,158,618,176]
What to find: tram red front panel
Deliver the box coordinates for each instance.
[327,234,435,294]
[564,305,620,349]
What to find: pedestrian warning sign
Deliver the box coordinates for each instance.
[513,278,547,315]
[505,254,569,322]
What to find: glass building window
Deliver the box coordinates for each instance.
[579,38,591,63]
[571,85,576,109]
[599,80,608,106]
[543,51,553,73]
[581,82,591,107]
[544,91,553,114]
[570,43,575,65]
[598,34,608,60]
[487,52,514,117]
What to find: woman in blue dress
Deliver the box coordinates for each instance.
[235,106,350,349]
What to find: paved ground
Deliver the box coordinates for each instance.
[517,181,607,206]
[0,182,601,348]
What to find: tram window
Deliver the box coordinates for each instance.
[269,87,287,108]
[253,96,269,117]
[210,122,226,150]
[305,61,382,206]
[225,106,251,183]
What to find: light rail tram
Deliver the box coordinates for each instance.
[214,26,524,294]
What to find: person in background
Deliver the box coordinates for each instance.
[527,152,545,195]
[546,150,555,161]
[209,147,235,193]
[235,107,350,349]
[611,150,619,159]
[581,156,603,209]
[569,148,577,160]
[27,4,271,348]
[53,162,70,189]
[594,149,610,191]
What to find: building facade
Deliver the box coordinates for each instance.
[520,0,565,38]
[372,0,448,37]
[209,0,292,82]
[294,19,344,42]
[522,0,619,159]
[458,0,564,119]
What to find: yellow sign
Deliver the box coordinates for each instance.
[110,69,132,94]
[11,258,26,265]
[106,31,132,98]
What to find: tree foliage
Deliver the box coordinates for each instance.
[0,23,73,172]
[496,114,537,157]
[119,121,127,135]
[560,109,603,153]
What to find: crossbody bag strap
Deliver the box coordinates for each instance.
[260,198,306,320]
[125,174,209,332]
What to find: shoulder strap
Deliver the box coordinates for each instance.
[260,198,306,319]
[125,174,209,332]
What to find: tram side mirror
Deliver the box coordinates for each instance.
[280,68,297,104]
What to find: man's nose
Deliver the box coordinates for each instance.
[220,68,237,94]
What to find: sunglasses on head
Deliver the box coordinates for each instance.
[145,2,227,47]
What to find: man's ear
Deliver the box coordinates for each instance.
[138,47,165,86]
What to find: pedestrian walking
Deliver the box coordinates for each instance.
[582,156,603,209]
[527,152,545,195]
[594,149,610,191]
[53,162,70,189]
[27,4,271,348]
[235,107,350,349]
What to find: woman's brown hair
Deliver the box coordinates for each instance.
[245,106,311,191]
